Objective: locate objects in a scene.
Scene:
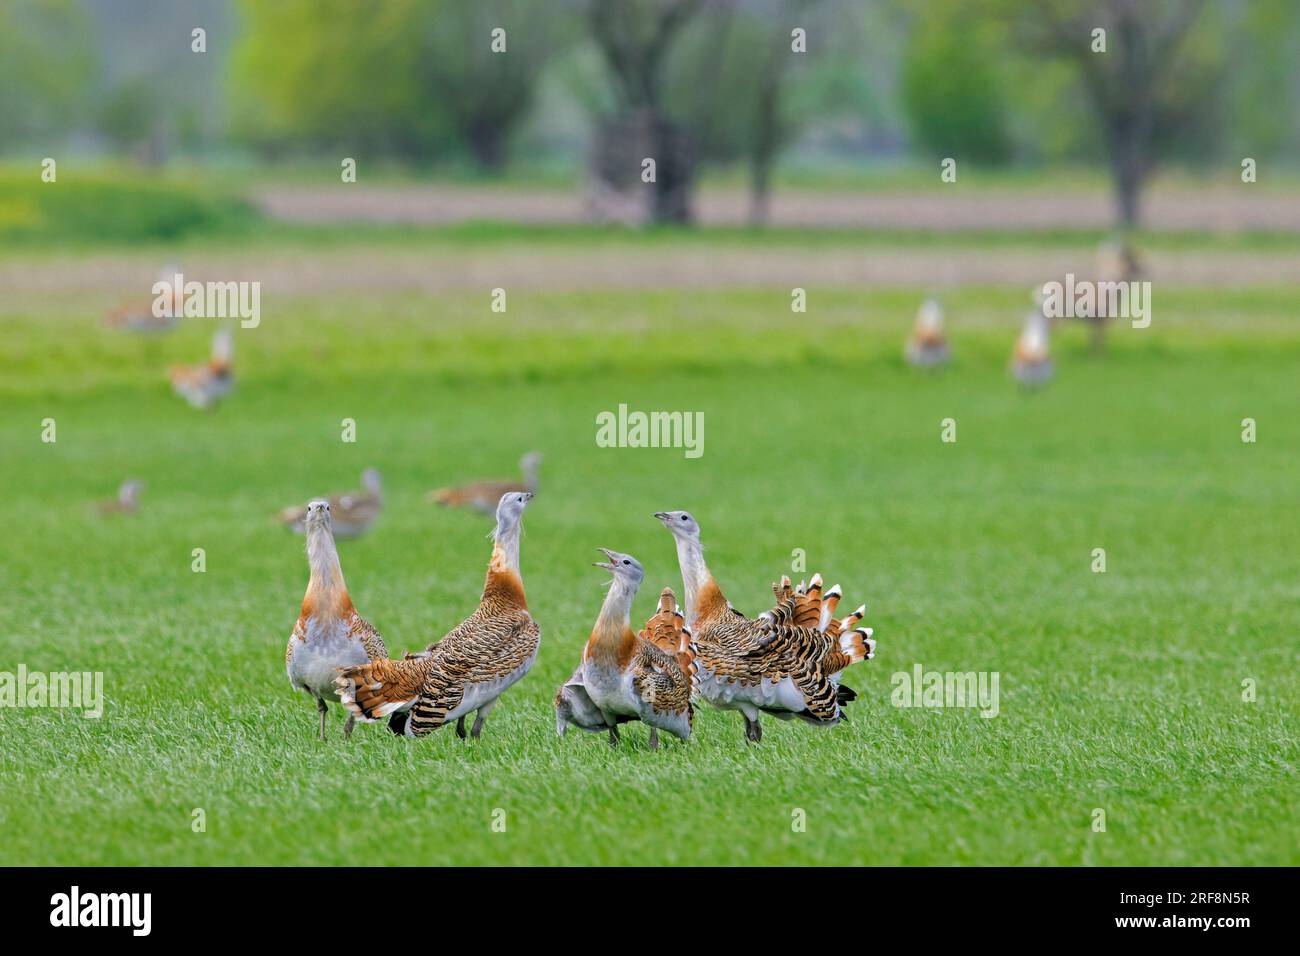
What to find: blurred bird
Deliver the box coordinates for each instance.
[105,263,182,332]
[654,510,875,743]
[337,492,540,739]
[1091,237,1145,349]
[905,298,951,368]
[170,328,233,409]
[428,451,542,515]
[285,500,389,741]
[555,553,696,748]
[1097,238,1143,286]
[277,468,383,538]
[1011,312,1054,387]
[97,479,144,516]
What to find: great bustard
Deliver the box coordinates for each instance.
[337,492,540,740]
[652,511,874,743]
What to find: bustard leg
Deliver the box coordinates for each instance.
[316,697,329,741]
[648,728,659,750]
[471,699,497,739]
[343,713,356,740]
[455,716,467,739]
[744,716,762,743]
[608,725,621,748]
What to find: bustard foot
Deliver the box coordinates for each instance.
[455,716,467,739]
[744,716,762,743]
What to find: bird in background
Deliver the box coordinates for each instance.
[555,550,697,748]
[285,500,389,741]
[905,298,951,368]
[1011,311,1054,387]
[1090,236,1145,349]
[337,492,540,739]
[105,263,182,333]
[654,511,875,743]
[429,451,542,515]
[277,468,383,538]
[97,479,144,515]
[1097,237,1143,286]
[170,327,233,409]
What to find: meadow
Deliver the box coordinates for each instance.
[1,224,1297,865]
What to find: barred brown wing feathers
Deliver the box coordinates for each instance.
[697,612,850,720]
[405,611,539,737]
[336,656,428,721]
[348,613,389,662]
[632,638,693,716]
[285,616,307,675]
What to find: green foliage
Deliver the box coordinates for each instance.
[900,9,1012,164]
[1221,0,1300,160]
[229,0,566,168]
[229,0,429,157]
[0,0,94,145]
[0,170,258,243]
[95,77,165,156]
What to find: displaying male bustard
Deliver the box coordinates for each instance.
[278,468,383,537]
[337,492,540,739]
[555,551,697,748]
[1011,312,1054,387]
[654,511,875,743]
[170,328,234,409]
[905,298,951,368]
[285,500,388,740]
[429,452,542,515]
[105,263,181,333]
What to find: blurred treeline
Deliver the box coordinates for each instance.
[3,0,1299,223]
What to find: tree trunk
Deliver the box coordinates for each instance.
[1111,123,1147,230]
[748,164,771,228]
[465,119,507,173]
[748,71,779,227]
[649,112,693,224]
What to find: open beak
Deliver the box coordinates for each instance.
[593,547,617,571]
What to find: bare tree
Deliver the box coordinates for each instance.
[747,0,823,226]
[418,1,565,172]
[1022,0,1207,230]
[588,0,707,223]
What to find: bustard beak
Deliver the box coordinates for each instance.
[593,547,618,571]
[653,512,669,522]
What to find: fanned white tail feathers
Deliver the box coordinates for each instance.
[770,573,875,666]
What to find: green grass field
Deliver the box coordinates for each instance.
[1,251,1297,865]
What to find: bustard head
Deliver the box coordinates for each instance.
[654,510,701,544]
[305,499,331,530]
[593,548,644,586]
[496,491,534,526]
